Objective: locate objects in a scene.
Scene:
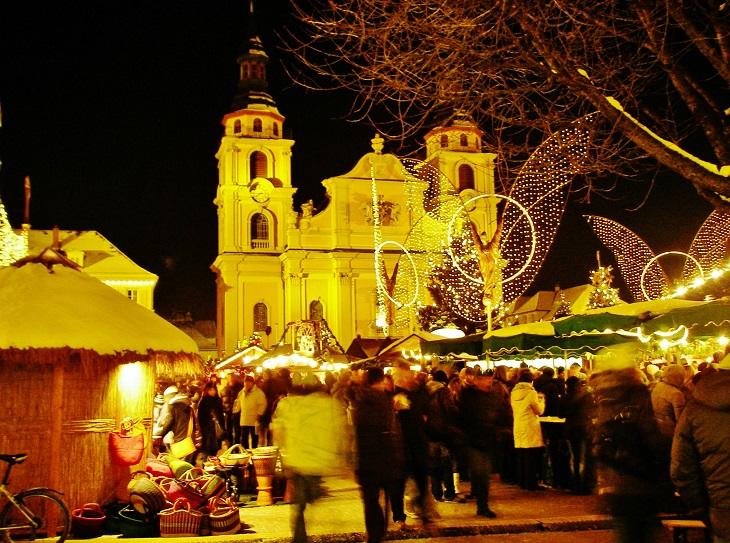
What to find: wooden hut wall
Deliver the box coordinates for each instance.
[0,364,53,501]
[61,361,154,508]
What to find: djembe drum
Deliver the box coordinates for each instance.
[251,446,278,506]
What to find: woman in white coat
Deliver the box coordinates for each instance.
[511,369,545,490]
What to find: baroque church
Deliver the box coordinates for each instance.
[212,24,499,356]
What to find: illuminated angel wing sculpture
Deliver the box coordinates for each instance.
[584,215,668,301]
[684,210,730,281]
[500,116,594,306]
[586,209,730,301]
[380,116,593,330]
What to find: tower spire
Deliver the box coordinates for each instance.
[230,0,277,112]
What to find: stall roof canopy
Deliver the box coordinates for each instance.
[0,262,199,365]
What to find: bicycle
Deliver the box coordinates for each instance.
[0,454,70,543]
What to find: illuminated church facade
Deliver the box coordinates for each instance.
[212,31,498,356]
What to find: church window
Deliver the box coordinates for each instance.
[253,302,268,331]
[253,118,263,133]
[249,151,267,179]
[460,134,468,146]
[127,289,138,303]
[440,134,449,148]
[309,300,324,321]
[273,123,279,136]
[233,120,241,134]
[458,164,475,191]
[251,213,270,249]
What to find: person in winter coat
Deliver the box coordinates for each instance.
[511,369,545,491]
[493,366,516,484]
[154,391,195,460]
[651,363,688,511]
[672,352,730,543]
[460,373,499,517]
[391,362,432,526]
[233,375,267,449]
[425,370,459,501]
[560,376,595,495]
[350,367,407,541]
[651,364,687,439]
[535,366,570,489]
[197,381,225,456]
[590,365,663,543]
[272,373,348,543]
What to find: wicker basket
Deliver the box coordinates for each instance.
[128,472,168,514]
[219,444,250,467]
[209,497,241,536]
[71,503,106,538]
[159,499,203,538]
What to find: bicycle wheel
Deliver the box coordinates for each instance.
[0,489,70,543]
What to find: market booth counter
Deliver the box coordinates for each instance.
[0,249,202,512]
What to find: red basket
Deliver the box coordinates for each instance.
[71,503,106,538]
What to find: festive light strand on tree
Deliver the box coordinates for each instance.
[586,255,622,309]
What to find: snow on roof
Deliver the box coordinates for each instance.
[0,263,197,355]
[26,229,156,280]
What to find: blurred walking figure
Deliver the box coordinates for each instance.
[272,373,347,543]
[511,369,545,491]
[672,350,730,543]
[391,361,433,526]
[350,368,406,542]
[590,352,662,543]
[459,372,499,517]
[425,370,460,502]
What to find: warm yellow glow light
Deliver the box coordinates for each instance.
[718,337,729,347]
[118,362,145,397]
[432,327,466,338]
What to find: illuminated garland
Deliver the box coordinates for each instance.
[640,252,702,300]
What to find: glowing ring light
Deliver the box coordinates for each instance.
[640,251,704,300]
[374,240,420,309]
[446,193,536,285]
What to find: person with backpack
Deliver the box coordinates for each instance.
[590,359,663,543]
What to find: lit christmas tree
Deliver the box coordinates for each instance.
[553,287,573,318]
[587,253,622,309]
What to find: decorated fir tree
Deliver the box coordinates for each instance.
[587,252,621,309]
[553,288,573,318]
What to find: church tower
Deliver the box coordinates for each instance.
[212,3,294,355]
[424,113,499,242]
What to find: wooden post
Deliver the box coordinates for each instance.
[47,361,64,536]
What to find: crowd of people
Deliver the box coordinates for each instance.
[150,347,730,543]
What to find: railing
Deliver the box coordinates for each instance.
[251,239,271,249]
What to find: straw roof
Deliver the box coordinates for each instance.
[0,260,201,371]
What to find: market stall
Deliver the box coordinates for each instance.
[0,249,202,509]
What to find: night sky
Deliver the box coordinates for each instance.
[0,2,713,322]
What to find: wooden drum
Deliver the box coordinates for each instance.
[251,447,278,506]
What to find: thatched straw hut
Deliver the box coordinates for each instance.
[0,249,202,509]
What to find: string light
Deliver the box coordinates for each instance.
[501,115,594,305]
[639,251,703,301]
[584,215,666,301]
[373,240,420,309]
[587,210,730,301]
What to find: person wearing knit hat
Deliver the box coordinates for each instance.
[672,348,730,542]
